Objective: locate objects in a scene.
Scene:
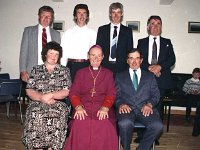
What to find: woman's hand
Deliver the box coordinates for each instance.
[97,107,109,120]
[74,105,88,120]
[41,93,56,105]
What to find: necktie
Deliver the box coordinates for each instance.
[111,26,118,59]
[133,70,138,90]
[151,37,157,65]
[42,28,47,48]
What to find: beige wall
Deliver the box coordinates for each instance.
[0,0,200,78]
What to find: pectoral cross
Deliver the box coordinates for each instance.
[90,88,96,97]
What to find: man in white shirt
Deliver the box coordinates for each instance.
[61,4,96,81]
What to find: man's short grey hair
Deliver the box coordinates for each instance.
[109,2,123,22]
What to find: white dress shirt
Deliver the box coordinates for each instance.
[148,35,160,64]
[61,25,97,66]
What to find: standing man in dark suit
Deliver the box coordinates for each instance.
[115,49,163,150]
[96,2,133,75]
[137,15,176,120]
[19,6,61,82]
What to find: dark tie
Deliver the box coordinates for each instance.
[151,37,157,65]
[111,26,118,59]
[133,70,138,90]
[42,28,47,48]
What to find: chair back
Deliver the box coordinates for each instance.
[0,73,10,80]
[0,79,22,97]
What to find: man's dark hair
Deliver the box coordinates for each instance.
[147,15,162,26]
[192,68,200,74]
[38,6,54,25]
[73,4,89,24]
[127,48,143,59]
[41,41,62,64]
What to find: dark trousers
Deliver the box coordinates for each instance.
[118,111,163,150]
[186,95,200,119]
[193,100,200,136]
[67,61,89,82]
[136,88,166,141]
[156,88,167,120]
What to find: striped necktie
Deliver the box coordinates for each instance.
[111,26,118,59]
[42,28,47,48]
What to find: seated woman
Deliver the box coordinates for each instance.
[22,41,72,150]
[64,45,118,150]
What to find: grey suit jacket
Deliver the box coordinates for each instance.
[115,69,160,114]
[19,24,61,74]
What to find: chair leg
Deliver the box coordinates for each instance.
[18,100,23,124]
[152,141,155,150]
[6,102,10,118]
[118,136,121,150]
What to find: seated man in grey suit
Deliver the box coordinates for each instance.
[115,49,163,150]
[19,6,61,82]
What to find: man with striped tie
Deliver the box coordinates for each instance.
[96,2,133,76]
[19,6,60,82]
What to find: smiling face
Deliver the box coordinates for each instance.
[193,72,200,80]
[75,8,88,26]
[39,11,53,28]
[148,19,162,36]
[88,47,104,68]
[127,51,143,70]
[110,8,123,24]
[45,49,59,65]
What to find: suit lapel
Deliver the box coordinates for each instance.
[32,25,38,57]
[158,37,165,62]
[123,70,136,92]
[139,70,145,86]
[117,24,124,48]
[104,24,111,57]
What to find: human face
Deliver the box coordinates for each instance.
[127,51,143,70]
[193,72,200,80]
[88,47,104,68]
[110,8,123,24]
[45,49,59,65]
[75,9,88,26]
[148,19,162,36]
[39,11,53,27]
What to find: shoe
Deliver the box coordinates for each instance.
[155,139,159,145]
[134,137,140,143]
[192,131,200,137]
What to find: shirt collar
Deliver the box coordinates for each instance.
[111,23,120,29]
[149,35,160,40]
[75,25,87,29]
[39,24,50,31]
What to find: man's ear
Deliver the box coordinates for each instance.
[140,58,143,63]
